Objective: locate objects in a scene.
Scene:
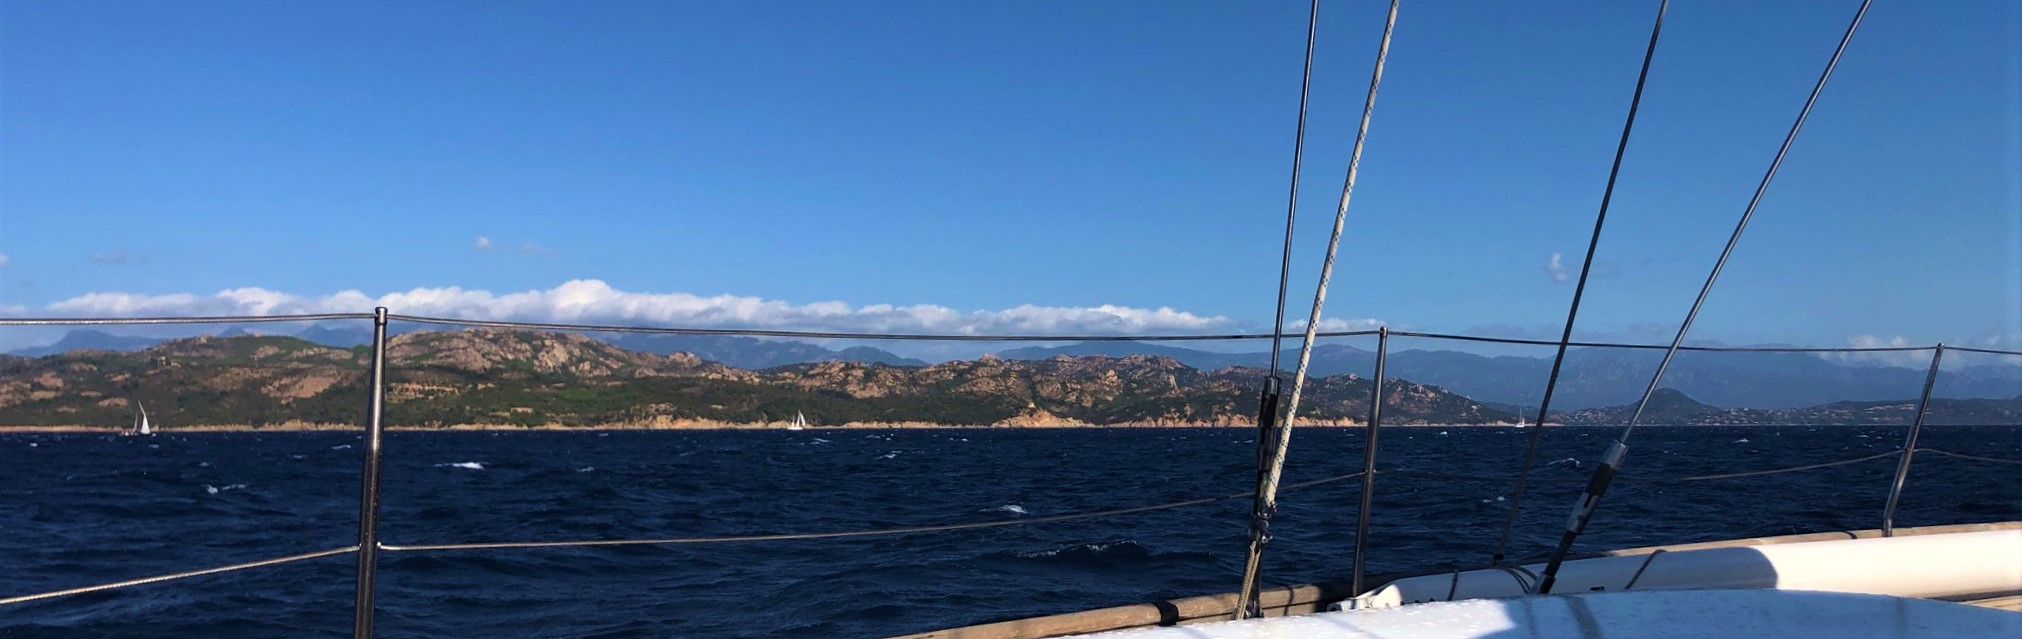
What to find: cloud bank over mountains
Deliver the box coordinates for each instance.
[26,279,1385,337]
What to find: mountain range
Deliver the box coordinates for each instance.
[7,327,927,370]
[11,329,2019,411]
[0,330,1506,428]
[1556,388,2022,426]
[993,342,2022,410]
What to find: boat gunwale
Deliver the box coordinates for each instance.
[885,520,2022,639]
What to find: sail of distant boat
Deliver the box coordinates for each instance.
[132,402,153,436]
[789,411,806,431]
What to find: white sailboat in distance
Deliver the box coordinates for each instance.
[128,402,154,437]
[788,411,807,431]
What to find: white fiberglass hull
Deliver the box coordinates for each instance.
[1072,589,2022,639]
[1345,529,2022,609]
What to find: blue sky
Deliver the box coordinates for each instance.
[1,0,2018,356]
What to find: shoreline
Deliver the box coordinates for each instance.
[0,421,1537,433]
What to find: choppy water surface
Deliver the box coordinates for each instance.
[4,426,2018,638]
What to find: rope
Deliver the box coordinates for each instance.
[0,546,358,606]
[1244,0,1322,618]
[381,473,1367,553]
[0,313,374,327]
[1917,448,2022,466]
[1537,0,1876,595]
[1495,0,1671,565]
[1622,549,1666,590]
[1237,0,1402,619]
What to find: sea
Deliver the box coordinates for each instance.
[4,425,2018,638]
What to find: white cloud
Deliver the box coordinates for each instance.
[516,242,548,254]
[29,279,1250,337]
[1546,252,1569,283]
[473,236,493,251]
[1289,317,1387,333]
[1819,334,2022,368]
[0,253,9,268]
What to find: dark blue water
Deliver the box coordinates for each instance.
[4,426,2018,638]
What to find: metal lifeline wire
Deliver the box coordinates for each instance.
[384,472,1368,553]
[1491,0,1671,566]
[0,313,374,327]
[0,310,2000,355]
[2,440,2002,607]
[1242,0,1322,620]
[1917,449,2022,466]
[1534,0,1877,595]
[0,474,1368,606]
[1235,0,1402,620]
[0,546,359,606]
[389,314,1378,343]
[1378,449,1902,485]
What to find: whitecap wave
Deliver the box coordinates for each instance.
[332,444,352,450]
[576,466,595,473]
[204,483,247,495]
[1733,438,1750,444]
[436,462,486,470]
[987,504,1028,515]
[1014,540,1129,558]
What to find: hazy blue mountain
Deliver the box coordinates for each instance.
[833,346,927,367]
[595,333,922,369]
[296,324,376,347]
[1558,388,2022,426]
[7,330,164,357]
[992,341,2022,410]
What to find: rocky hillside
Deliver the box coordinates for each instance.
[0,330,1510,428]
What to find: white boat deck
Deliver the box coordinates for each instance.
[1072,590,2022,639]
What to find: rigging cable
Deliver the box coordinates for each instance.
[1243,0,1321,620]
[1235,0,1402,619]
[1534,0,1876,595]
[1490,0,1671,565]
